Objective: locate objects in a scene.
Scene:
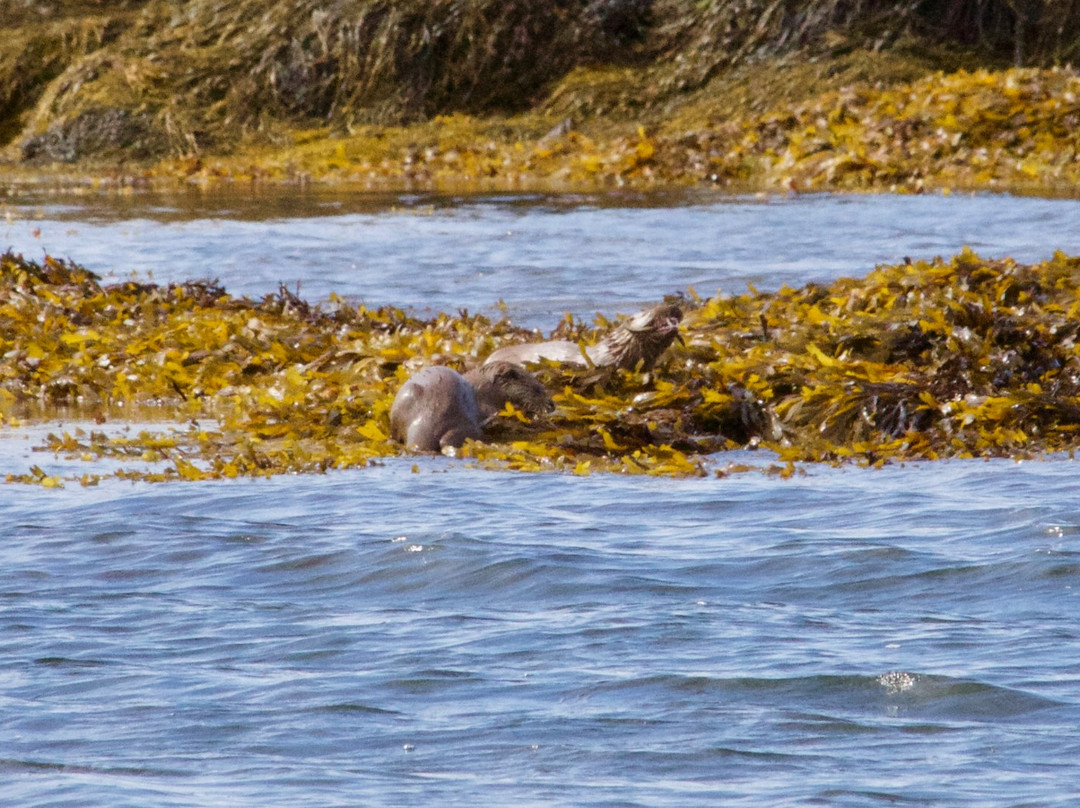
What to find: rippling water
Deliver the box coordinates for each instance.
[6,189,1080,327]
[3,191,1080,806]
[4,460,1080,806]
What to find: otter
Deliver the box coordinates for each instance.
[485,302,683,372]
[389,361,553,452]
[465,360,555,421]
[390,366,481,452]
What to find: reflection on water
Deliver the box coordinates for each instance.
[4,190,1080,328]
[2,190,1080,806]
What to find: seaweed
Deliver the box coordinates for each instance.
[115,63,1079,198]
[6,0,1079,186]
[6,246,1080,485]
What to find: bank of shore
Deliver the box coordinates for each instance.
[3,1,1079,197]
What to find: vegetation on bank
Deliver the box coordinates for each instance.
[6,247,1080,485]
[2,1,1080,194]
[141,64,1080,195]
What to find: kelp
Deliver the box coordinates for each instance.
[7,0,1079,158]
[6,246,1080,485]
[5,0,1080,198]
[6,0,1080,189]
[0,6,132,148]
[129,65,1080,197]
[4,0,654,162]
[681,65,1080,193]
[564,63,1080,194]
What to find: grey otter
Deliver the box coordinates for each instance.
[485,302,683,372]
[390,361,553,452]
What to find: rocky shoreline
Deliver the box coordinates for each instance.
[3,1,1079,196]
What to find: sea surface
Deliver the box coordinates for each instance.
[2,190,1080,807]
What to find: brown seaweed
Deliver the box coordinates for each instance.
[6,246,1080,484]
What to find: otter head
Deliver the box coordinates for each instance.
[465,361,555,421]
[593,302,683,371]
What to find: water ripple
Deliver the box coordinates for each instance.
[4,193,1080,805]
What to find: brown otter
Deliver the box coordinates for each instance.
[464,360,555,421]
[390,366,482,452]
[389,361,553,452]
[485,302,683,372]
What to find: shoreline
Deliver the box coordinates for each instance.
[4,60,1080,201]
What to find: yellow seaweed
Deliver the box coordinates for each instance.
[6,246,1080,484]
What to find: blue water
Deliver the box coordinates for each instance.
[6,189,1080,327]
[3,460,1080,806]
[2,191,1080,806]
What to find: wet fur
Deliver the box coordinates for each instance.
[465,360,555,420]
[485,302,683,371]
[390,362,553,452]
[591,302,683,371]
[389,366,482,451]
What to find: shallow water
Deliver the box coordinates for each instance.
[6,189,1080,328]
[3,190,1080,806]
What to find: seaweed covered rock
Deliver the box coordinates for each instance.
[686,248,1080,463]
[20,106,165,163]
[683,66,1080,192]
[4,0,655,160]
[97,63,1078,197]
[6,0,1080,171]
[0,2,136,149]
[7,247,1080,483]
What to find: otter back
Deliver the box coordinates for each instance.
[390,366,483,452]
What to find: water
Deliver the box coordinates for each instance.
[6,189,1080,327]
[2,190,1080,806]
